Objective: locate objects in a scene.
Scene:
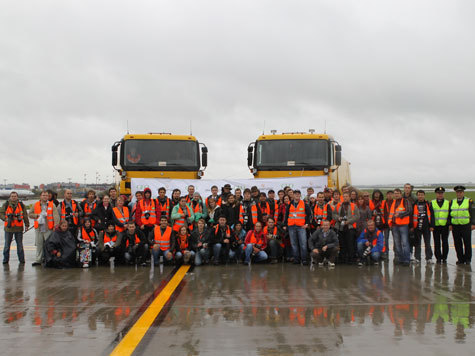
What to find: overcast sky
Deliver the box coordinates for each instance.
[1,0,474,187]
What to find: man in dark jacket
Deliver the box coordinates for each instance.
[308,220,339,267]
[210,215,233,265]
[192,218,210,265]
[120,221,149,266]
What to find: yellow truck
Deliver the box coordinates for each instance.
[112,133,208,195]
[247,130,351,190]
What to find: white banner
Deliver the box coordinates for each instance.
[131,176,328,199]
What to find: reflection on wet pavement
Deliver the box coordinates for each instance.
[139,263,474,355]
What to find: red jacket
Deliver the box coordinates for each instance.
[135,198,161,227]
[244,230,267,250]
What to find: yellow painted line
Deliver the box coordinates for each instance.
[110,265,190,356]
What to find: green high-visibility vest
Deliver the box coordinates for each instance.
[431,200,449,227]
[451,198,470,225]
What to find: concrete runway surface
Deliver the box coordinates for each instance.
[0,227,473,356]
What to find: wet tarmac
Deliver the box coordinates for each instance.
[0,227,474,355]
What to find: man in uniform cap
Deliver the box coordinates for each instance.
[430,187,450,263]
[450,185,475,265]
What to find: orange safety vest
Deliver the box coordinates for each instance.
[103,232,118,244]
[81,227,95,242]
[33,201,55,230]
[370,199,386,225]
[173,205,193,232]
[113,206,130,232]
[389,199,410,226]
[60,200,79,225]
[154,225,172,251]
[83,201,97,227]
[126,233,141,248]
[4,202,24,228]
[258,201,271,217]
[191,200,203,214]
[239,203,258,225]
[336,202,357,228]
[178,233,189,250]
[288,200,306,226]
[313,203,328,224]
[248,231,265,245]
[206,195,222,207]
[215,224,231,237]
[157,198,171,219]
[139,199,157,226]
[412,202,432,228]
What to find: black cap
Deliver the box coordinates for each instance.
[293,190,301,194]
[223,184,232,189]
[434,187,445,193]
[454,185,466,192]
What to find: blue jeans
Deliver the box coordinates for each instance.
[288,225,308,262]
[357,242,382,262]
[152,248,172,265]
[3,231,24,263]
[195,248,210,266]
[230,243,245,261]
[244,244,268,263]
[175,250,195,264]
[392,225,410,264]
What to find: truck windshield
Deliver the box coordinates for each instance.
[122,139,199,171]
[256,139,329,168]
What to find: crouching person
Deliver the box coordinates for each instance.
[121,220,149,266]
[243,221,268,265]
[149,216,175,266]
[175,226,195,265]
[308,220,339,267]
[357,220,385,266]
[77,218,98,268]
[97,222,121,265]
[192,218,210,266]
[264,218,284,264]
[210,215,233,265]
[44,220,77,268]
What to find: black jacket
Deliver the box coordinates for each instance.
[210,224,232,244]
[308,229,339,251]
[191,227,210,249]
[92,202,114,231]
[221,204,240,226]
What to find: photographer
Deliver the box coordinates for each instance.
[356,220,385,266]
[264,218,284,263]
[412,190,433,263]
[333,192,360,264]
[192,218,210,266]
[243,221,268,265]
[29,191,60,266]
[0,191,29,265]
[308,220,339,267]
[58,189,82,237]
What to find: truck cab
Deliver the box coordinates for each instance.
[112,133,208,195]
[247,130,351,190]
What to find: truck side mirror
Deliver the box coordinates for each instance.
[201,146,208,168]
[335,145,342,166]
[112,146,118,167]
[247,146,253,168]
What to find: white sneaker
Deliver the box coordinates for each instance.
[328,262,335,267]
[410,253,415,262]
[318,262,324,267]
[83,263,89,268]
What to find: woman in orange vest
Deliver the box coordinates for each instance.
[77,218,98,268]
[243,221,268,265]
[175,226,196,265]
[135,187,161,237]
[97,222,121,265]
[112,196,130,233]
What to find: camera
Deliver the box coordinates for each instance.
[316,215,323,226]
[15,213,22,222]
[417,213,426,230]
[341,216,347,226]
[362,245,372,258]
[144,212,150,219]
[375,213,382,226]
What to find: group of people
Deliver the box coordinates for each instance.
[0,182,474,269]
